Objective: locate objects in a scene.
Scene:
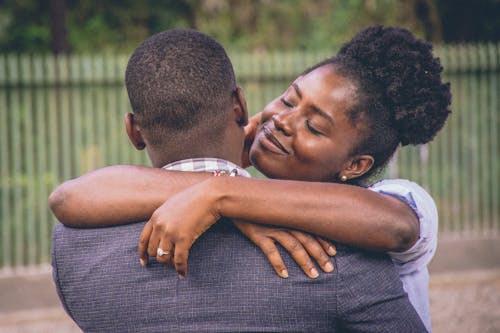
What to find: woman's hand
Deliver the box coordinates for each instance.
[234,220,336,279]
[137,180,220,278]
[241,112,262,168]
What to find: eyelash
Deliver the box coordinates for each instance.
[281,98,322,135]
[306,120,322,135]
[281,98,293,108]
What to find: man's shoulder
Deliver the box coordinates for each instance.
[334,244,396,276]
[52,221,146,243]
[333,244,402,298]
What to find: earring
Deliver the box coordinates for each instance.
[340,175,348,182]
[137,142,146,149]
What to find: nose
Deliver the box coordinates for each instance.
[272,111,294,136]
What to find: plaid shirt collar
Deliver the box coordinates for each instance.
[162,158,251,178]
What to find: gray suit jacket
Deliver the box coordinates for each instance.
[52,220,426,332]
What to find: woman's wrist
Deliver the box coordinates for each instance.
[205,175,239,218]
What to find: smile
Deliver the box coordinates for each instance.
[259,126,290,155]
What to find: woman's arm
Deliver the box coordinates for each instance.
[50,164,418,251]
[48,165,211,227]
[211,176,419,252]
[139,176,420,277]
[50,165,337,278]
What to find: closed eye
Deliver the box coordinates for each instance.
[281,98,293,108]
[306,120,323,135]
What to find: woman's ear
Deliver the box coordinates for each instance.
[340,155,374,181]
[124,113,146,150]
[233,86,249,127]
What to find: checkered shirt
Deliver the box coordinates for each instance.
[162,158,251,178]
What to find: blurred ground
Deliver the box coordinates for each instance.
[0,237,499,333]
[429,269,500,333]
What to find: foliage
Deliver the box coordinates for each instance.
[65,0,194,52]
[0,0,51,52]
[0,0,498,53]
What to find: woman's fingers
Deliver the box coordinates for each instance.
[147,226,161,258]
[156,239,174,267]
[234,221,289,278]
[245,112,262,138]
[254,237,289,278]
[173,239,191,279]
[138,221,153,266]
[289,230,334,273]
[242,112,262,168]
[235,221,333,279]
[272,232,320,279]
[316,236,337,256]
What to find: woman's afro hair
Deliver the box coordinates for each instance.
[336,25,452,146]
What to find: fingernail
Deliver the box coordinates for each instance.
[324,262,334,272]
[139,258,146,266]
[310,267,319,278]
[328,246,337,256]
[281,269,289,278]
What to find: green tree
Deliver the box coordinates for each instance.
[0,0,498,53]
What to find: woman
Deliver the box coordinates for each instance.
[50,26,451,331]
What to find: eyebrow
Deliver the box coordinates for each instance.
[292,83,302,98]
[292,83,334,125]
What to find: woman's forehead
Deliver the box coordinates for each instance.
[293,67,357,115]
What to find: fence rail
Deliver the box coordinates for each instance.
[0,44,499,269]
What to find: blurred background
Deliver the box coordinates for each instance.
[0,0,499,332]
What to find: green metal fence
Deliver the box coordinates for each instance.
[0,44,499,269]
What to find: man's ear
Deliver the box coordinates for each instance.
[233,86,249,127]
[340,155,374,181]
[124,113,146,150]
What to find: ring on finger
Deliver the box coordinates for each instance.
[157,248,170,257]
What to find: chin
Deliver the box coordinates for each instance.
[249,153,276,179]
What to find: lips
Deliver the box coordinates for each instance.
[262,126,289,155]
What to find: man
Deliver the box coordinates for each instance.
[50,29,426,332]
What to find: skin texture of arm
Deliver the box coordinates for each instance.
[48,165,211,227]
[138,175,420,277]
[49,164,337,279]
[49,165,418,251]
[209,176,419,252]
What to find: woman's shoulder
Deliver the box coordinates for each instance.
[369,178,424,190]
[368,178,438,236]
[370,179,439,272]
[368,178,434,206]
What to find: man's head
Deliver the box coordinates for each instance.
[124,29,248,167]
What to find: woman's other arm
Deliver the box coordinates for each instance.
[50,166,337,279]
[50,165,418,252]
[48,165,211,227]
[139,175,420,277]
[210,176,419,252]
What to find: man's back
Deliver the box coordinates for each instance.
[52,221,426,332]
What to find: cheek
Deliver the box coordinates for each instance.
[294,139,344,173]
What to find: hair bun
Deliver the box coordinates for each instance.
[338,26,452,145]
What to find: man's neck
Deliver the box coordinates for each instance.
[147,124,245,168]
[149,148,242,169]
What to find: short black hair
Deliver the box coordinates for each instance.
[125,29,236,148]
[306,26,451,183]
